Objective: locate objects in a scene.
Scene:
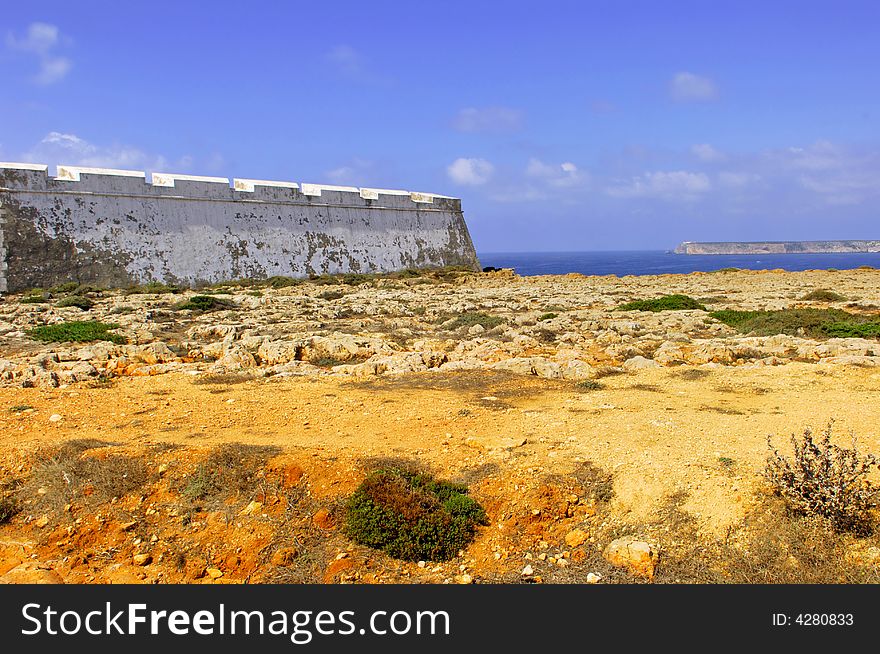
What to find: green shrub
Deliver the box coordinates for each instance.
[56,295,94,310]
[802,289,847,302]
[538,312,558,321]
[173,295,236,312]
[821,322,880,339]
[318,290,345,301]
[344,468,488,561]
[576,379,604,391]
[27,321,126,344]
[20,293,49,304]
[446,312,505,330]
[49,282,80,294]
[766,423,878,533]
[0,496,18,524]
[710,308,880,339]
[265,276,300,289]
[616,294,706,312]
[123,281,182,295]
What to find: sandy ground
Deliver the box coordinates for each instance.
[3,363,878,537]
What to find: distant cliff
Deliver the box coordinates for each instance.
[674,240,880,255]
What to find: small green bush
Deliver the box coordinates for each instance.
[318,290,345,301]
[344,468,488,561]
[821,322,880,339]
[576,379,604,391]
[174,295,236,312]
[802,289,847,302]
[56,295,94,310]
[616,294,706,312]
[711,308,880,339]
[0,496,18,524]
[766,423,878,533]
[538,312,558,321]
[265,276,300,289]
[27,321,126,344]
[446,312,505,330]
[123,281,182,295]
[20,293,49,304]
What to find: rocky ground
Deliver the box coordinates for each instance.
[1,267,880,584]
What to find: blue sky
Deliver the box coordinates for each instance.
[2,0,878,251]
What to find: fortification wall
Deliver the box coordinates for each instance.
[0,163,480,292]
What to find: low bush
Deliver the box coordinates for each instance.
[123,281,182,295]
[0,496,18,524]
[538,312,558,321]
[710,308,880,339]
[180,443,280,505]
[22,440,150,515]
[616,294,706,312]
[26,321,126,344]
[19,293,49,304]
[56,295,94,310]
[802,289,847,302]
[173,295,236,312]
[765,423,879,533]
[445,312,505,330]
[265,276,301,289]
[344,467,488,561]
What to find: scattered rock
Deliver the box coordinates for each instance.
[133,553,153,566]
[564,528,588,548]
[312,508,335,530]
[271,548,299,567]
[603,537,659,578]
[0,564,63,584]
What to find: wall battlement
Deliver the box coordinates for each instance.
[0,163,479,292]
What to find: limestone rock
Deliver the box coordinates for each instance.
[603,537,659,578]
[623,355,660,370]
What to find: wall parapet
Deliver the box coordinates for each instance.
[0,163,459,210]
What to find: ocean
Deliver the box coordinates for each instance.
[476,250,880,277]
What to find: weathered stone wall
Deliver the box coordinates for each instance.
[0,163,480,292]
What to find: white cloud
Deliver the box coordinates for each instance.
[326,45,363,76]
[6,22,72,85]
[447,157,494,186]
[691,143,725,162]
[451,106,524,133]
[325,158,375,185]
[717,171,760,187]
[21,131,190,173]
[669,72,718,102]
[526,158,587,188]
[607,170,711,200]
[762,141,880,205]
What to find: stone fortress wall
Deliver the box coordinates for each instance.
[0,163,480,292]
